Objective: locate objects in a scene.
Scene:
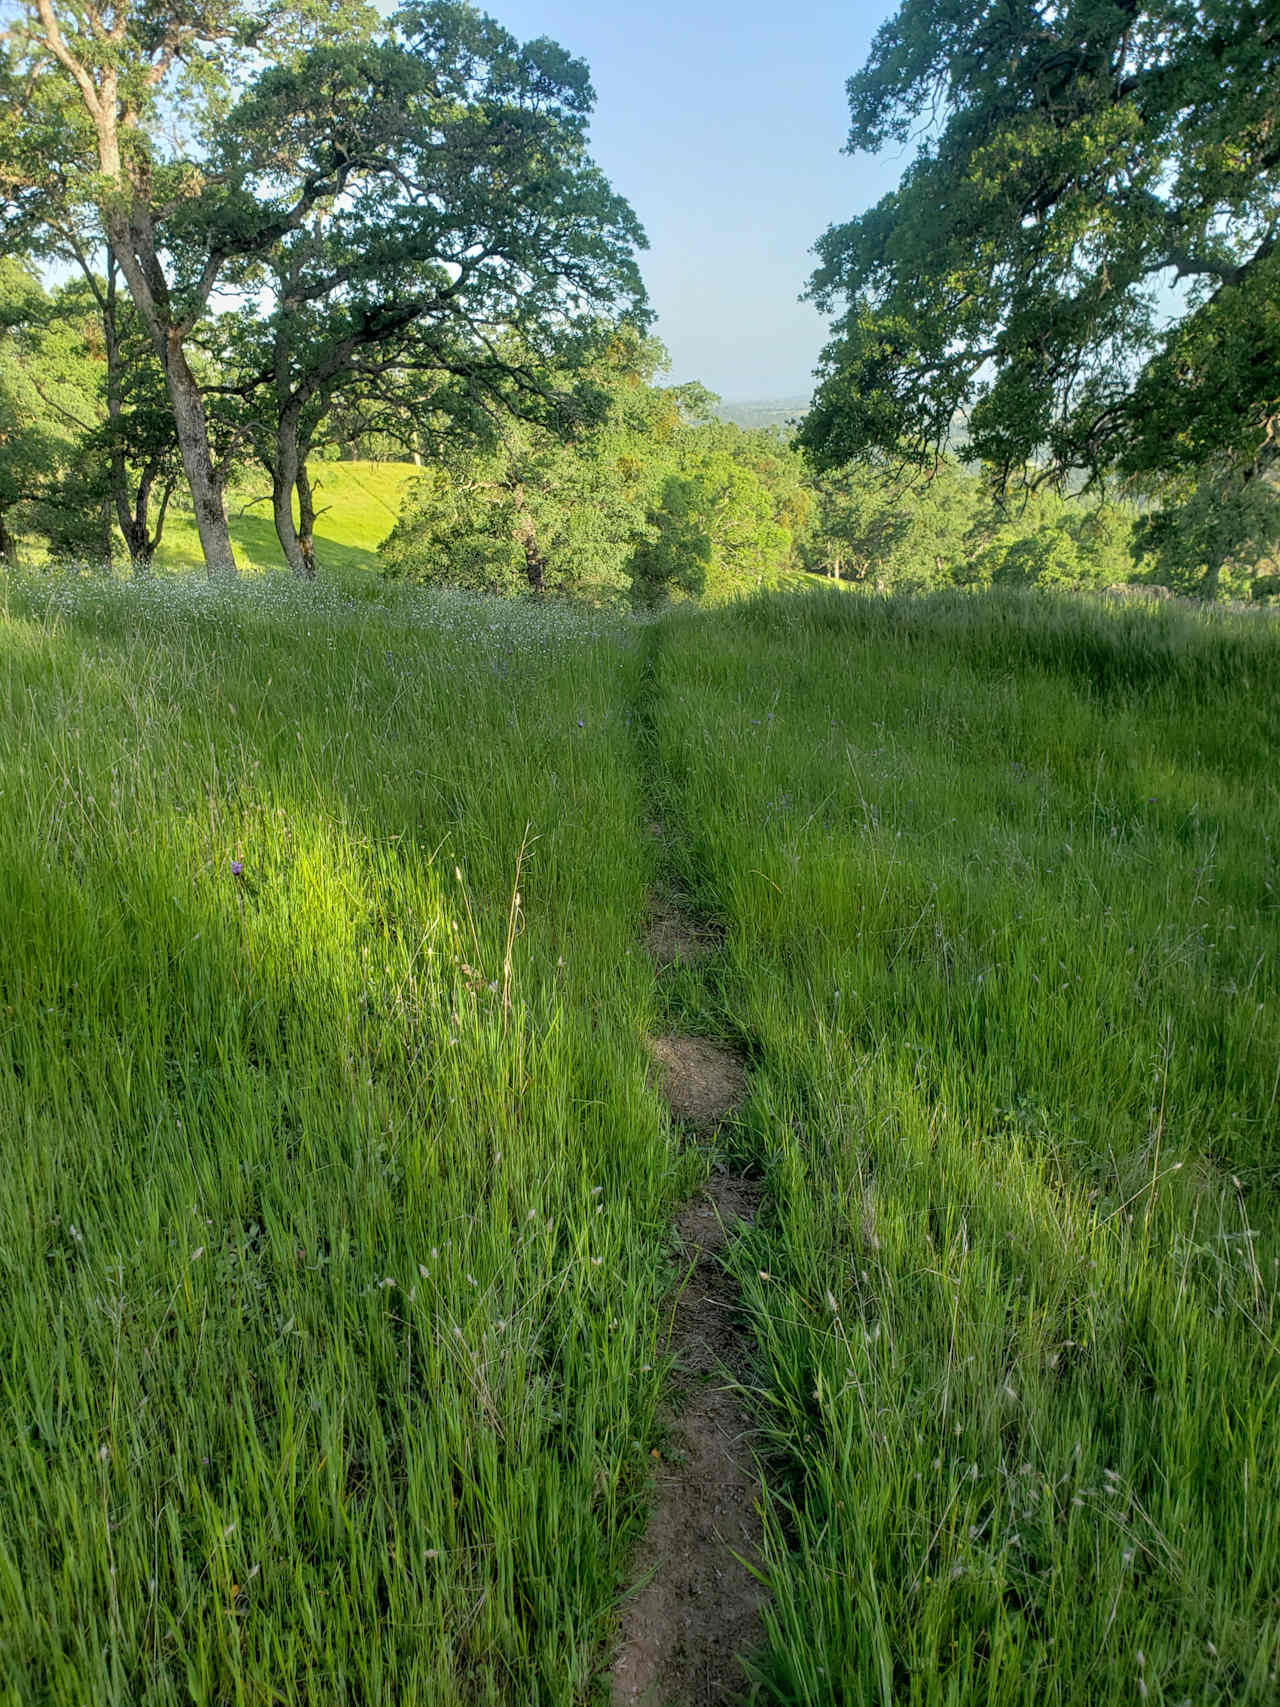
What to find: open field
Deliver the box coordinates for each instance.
[153,462,420,575]
[652,593,1280,1702]
[0,574,1276,1703]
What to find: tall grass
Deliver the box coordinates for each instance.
[653,587,1280,1703]
[0,572,684,1704]
[2,572,1277,1704]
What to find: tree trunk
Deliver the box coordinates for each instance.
[99,498,114,570]
[296,463,317,579]
[37,17,237,577]
[104,262,136,566]
[271,406,310,580]
[147,477,175,569]
[166,334,237,577]
[522,540,546,591]
[120,512,148,567]
[0,509,16,565]
[268,302,317,579]
[512,488,545,591]
[121,464,157,575]
[99,213,237,575]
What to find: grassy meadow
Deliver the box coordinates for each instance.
[652,593,1280,1703]
[0,573,683,1703]
[152,462,419,575]
[0,570,1277,1703]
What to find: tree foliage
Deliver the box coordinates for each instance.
[800,0,1280,589]
[2,0,646,575]
[0,259,109,560]
[382,338,809,603]
[803,456,1135,592]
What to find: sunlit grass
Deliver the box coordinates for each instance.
[0,571,683,1704]
[151,460,420,574]
[1,573,1277,1703]
[653,588,1280,1704]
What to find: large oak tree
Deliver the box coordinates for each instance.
[800,0,1280,589]
[3,0,645,575]
[212,8,646,578]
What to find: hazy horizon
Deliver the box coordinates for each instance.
[488,0,904,400]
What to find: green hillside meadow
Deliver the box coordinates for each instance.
[0,569,1277,1705]
[154,463,421,576]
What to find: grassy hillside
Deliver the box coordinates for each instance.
[0,574,1276,1703]
[652,592,1280,1701]
[154,460,419,574]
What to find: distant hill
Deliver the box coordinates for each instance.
[714,397,810,433]
[155,460,419,574]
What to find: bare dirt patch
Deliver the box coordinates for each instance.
[645,891,722,969]
[646,1036,747,1132]
[611,1173,766,1707]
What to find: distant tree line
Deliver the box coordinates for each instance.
[1,0,1275,598]
[380,331,1154,605]
[380,332,813,604]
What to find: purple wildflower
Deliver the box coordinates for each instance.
[230,860,244,877]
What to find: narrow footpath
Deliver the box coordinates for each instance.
[610,628,768,1707]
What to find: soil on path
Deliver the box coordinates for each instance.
[645,1036,747,1133]
[611,1172,766,1707]
[613,785,767,1704]
[645,893,721,970]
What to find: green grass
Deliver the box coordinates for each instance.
[0,573,685,1703]
[652,589,1280,1703]
[0,573,1277,1704]
[153,460,420,574]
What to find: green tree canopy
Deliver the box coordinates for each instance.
[381,335,684,597]
[2,0,646,576]
[382,337,809,604]
[804,454,1134,592]
[0,259,109,560]
[800,0,1280,588]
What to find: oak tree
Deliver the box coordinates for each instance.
[216,8,646,577]
[4,0,644,577]
[801,0,1280,590]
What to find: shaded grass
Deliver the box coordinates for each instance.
[652,587,1280,1704]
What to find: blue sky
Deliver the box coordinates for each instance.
[489,0,904,401]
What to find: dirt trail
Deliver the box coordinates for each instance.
[612,851,766,1705]
[646,1036,746,1132]
[612,1172,765,1707]
[645,895,721,971]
